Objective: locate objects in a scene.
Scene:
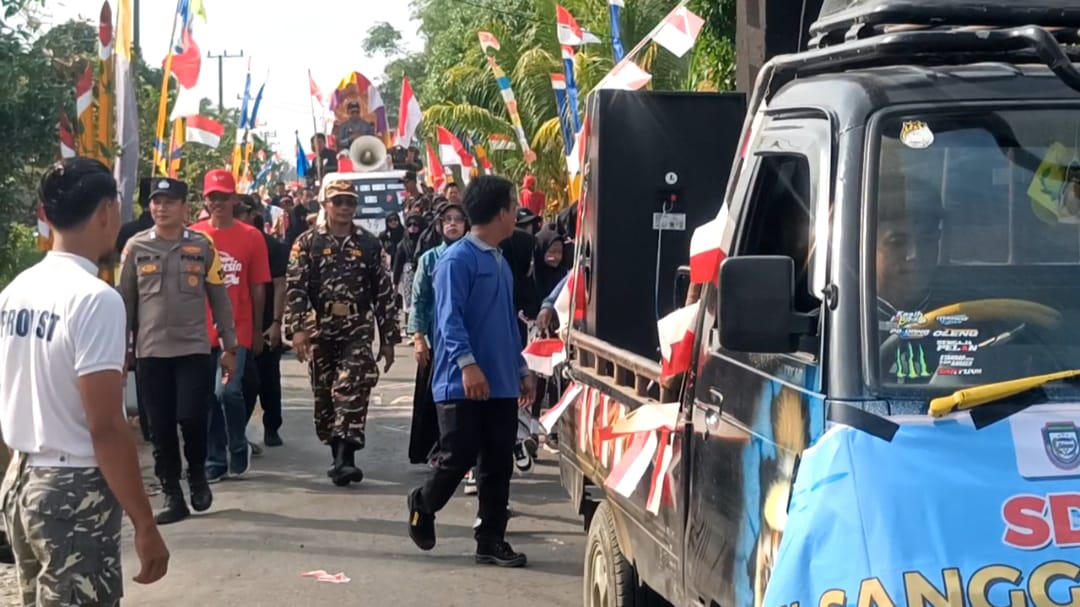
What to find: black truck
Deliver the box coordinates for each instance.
[555,1,1080,606]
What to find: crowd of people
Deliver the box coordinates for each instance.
[0,142,577,602]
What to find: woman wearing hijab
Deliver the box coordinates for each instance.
[393,212,428,332]
[407,200,468,465]
[379,211,405,265]
[532,227,568,312]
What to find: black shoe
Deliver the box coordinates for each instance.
[329,439,364,486]
[155,484,190,525]
[189,474,213,513]
[0,532,13,565]
[407,488,436,551]
[265,430,284,447]
[475,540,527,567]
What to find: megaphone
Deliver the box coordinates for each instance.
[349,135,389,173]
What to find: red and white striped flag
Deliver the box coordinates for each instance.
[395,77,423,146]
[185,115,224,148]
[689,206,729,284]
[436,126,472,168]
[539,382,583,434]
[658,301,700,380]
[522,338,566,377]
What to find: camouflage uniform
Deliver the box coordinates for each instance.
[286,183,400,449]
[2,453,122,606]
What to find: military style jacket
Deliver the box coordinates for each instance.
[119,227,237,358]
[285,225,400,344]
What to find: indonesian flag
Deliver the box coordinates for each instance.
[425,142,446,190]
[98,1,113,60]
[651,5,705,57]
[658,300,700,380]
[337,153,355,173]
[523,338,567,377]
[554,268,588,328]
[437,126,472,168]
[689,206,729,284]
[606,431,659,497]
[600,60,652,90]
[395,77,422,146]
[168,27,201,89]
[184,115,224,148]
[556,4,584,46]
[646,430,675,514]
[308,70,323,104]
[488,133,516,151]
[58,113,76,159]
[478,30,501,53]
[540,382,584,433]
[76,65,94,116]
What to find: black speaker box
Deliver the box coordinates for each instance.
[578,90,746,361]
[736,0,824,92]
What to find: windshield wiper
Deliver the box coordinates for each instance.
[929,369,1080,417]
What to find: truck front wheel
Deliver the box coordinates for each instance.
[584,501,635,607]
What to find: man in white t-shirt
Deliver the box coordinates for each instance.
[0,158,169,605]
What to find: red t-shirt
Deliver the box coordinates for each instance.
[521,189,546,216]
[191,220,271,349]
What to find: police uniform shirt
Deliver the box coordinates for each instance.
[0,253,127,463]
[119,228,238,358]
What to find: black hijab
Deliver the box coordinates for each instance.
[393,212,429,285]
[533,227,568,300]
[380,211,404,253]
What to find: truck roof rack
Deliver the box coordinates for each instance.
[812,0,1080,46]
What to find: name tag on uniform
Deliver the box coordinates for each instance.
[349,249,362,258]
[331,302,351,316]
[139,263,160,274]
[181,245,202,254]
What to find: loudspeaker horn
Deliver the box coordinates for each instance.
[349,135,389,172]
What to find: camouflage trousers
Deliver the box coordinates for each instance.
[1,454,123,606]
[308,337,380,448]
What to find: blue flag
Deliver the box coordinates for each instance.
[764,403,1080,607]
[249,79,266,130]
[609,0,625,63]
[295,134,310,178]
[238,70,252,130]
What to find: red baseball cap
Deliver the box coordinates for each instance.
[203,169,237,197]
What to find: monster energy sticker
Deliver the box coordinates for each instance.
[896,343,932,379]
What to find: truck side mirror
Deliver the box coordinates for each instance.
[719,256,815,353]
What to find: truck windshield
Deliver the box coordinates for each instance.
[873,108,1080,390]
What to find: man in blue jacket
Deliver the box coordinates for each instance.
[407,175,535,568]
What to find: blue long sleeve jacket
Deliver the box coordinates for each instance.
[431,234,527,402]
[540,273,569,311]
[406,242,447,339]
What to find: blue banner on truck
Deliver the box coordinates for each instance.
[764,403,1080,607]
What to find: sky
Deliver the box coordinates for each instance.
[40,0,422,154]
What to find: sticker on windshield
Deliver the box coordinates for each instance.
[900,120,934,149]
[892,311,927,327]
[1027,142,1080,225]
[933,328,978,338]
[936,339,978,353]
[1008,404,1080,479]
[895,343,932,379]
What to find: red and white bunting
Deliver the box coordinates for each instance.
[605,431,659,497]
[478,30,501,53]
[185,115,224,148]
[658,300,700,380]
[539,382,583,434]
[75,65,94,116]
[488,134,516,151]
[689,206,728,284]
[523,338,566,377]
[554,268,587,328]
[645,429,675,514]
[651,5,705,58]
[600,61,652,91]
[98,1,113,60]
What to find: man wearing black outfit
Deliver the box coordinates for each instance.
[115,177,155,441]
[237,198,289,447]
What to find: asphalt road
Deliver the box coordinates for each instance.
[0,344,586,606]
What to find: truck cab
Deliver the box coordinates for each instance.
[559,2,1080,606]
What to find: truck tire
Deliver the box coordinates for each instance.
[584,501,636,607]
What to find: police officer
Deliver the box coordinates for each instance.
[286,179,400,486]
[118,177,239,524]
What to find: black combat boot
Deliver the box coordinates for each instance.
[329,439,364,486]
[189,471,213,513]
[155,481,190,525]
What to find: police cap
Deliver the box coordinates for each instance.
[149,177,189,201]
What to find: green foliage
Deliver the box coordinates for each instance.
[363,22,404,57]
[366,0,736,206]
[0,224,44,291]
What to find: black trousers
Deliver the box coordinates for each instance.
[407,360,439,464]
[136,354,213,482]
[420,399,517,542]
[243,347,283,432]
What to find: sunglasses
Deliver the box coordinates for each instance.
[330,196,358,207]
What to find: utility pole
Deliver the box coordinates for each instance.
[133,0,140,57]
[206,49,245,115]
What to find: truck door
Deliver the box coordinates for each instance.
[683,114,831,607]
